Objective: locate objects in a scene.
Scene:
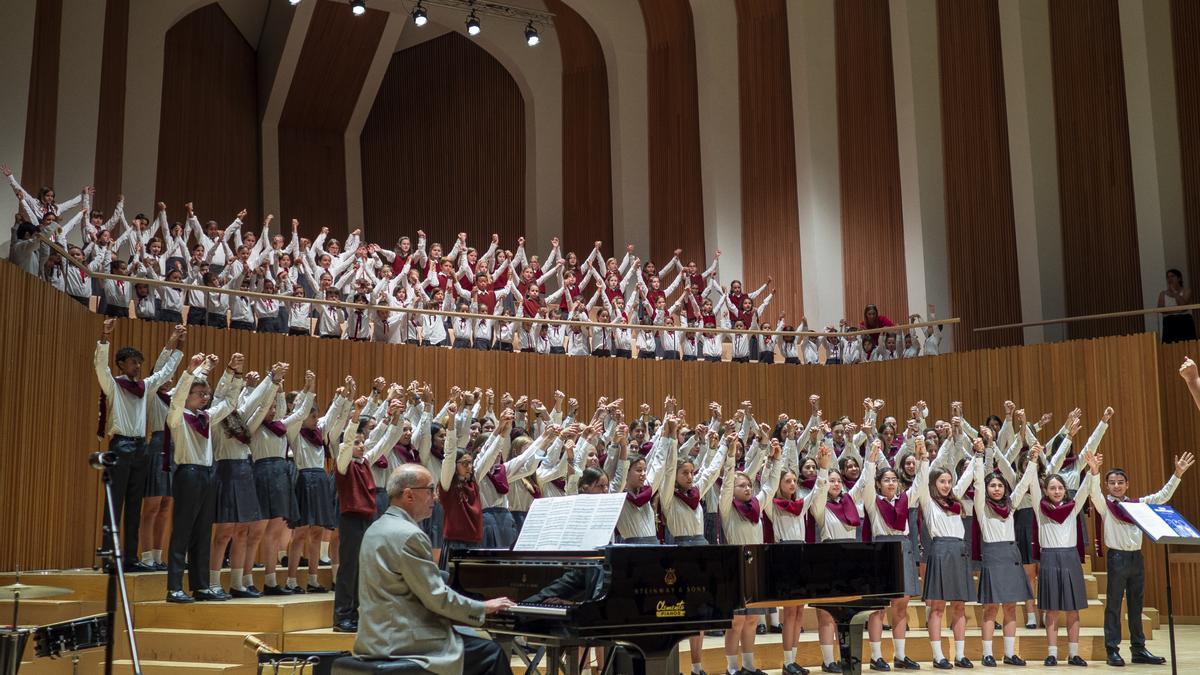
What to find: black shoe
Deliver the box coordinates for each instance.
[1026,620,1037,630]
[1004,656,1027,667]
[263,584,294,596]
[894,657,921,670]
[932,659,952,670]
[165,590,195,603]
[871,658,892,671]
[299,557,310,567]
[1130,650,1165,665]
[1106,650,1125,667]
[125,561,156,573]
[279,556,289,566]
[784,664,810,675]
[253,562,264,569]
[306,584,328,594]
[193,588,230,602]
[769,624,784,634]
[981,656,997,668]
[955,659,973,669]
[231,587,261,599]
[319,557,332,565]
[1045,656,1058,667]
[884,625,892,631]
[287,584,305,594]
[332,619,358,633]
[822,662,843,673]
[994,623,1002,631]
[707,629,725,637]
[756,622,767,635]
[1068,656,1087,667]
[153,562,168,571]
[740,669,767,675]
[244,585,262,595]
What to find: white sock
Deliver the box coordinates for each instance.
[243,573,255,588]
[1048,645,1058,658]
[210,569,222,586]
[231,575,246,592]
[769,609,781,627]
[821,644,836,665]
[894,639,907,660]
[1004,637,1016,658]
[982,641,993,658]
[141,551,154,564]
[871,642,883,660]
[785,648,796,665]
[955,640,966,660]
[264,572,277,587]
[692,664,703,674]
[286,576,298,588]
[742,653,756,671]
[152,549,163,563]
[726,655,739,673]
[930,641,945,662]
[320,541,330,559]
[1069,643,1079,658]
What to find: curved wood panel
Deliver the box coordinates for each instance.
[835,0,908,325]
[93,0,129,210]
[736,0,803,321]
[155,3,261,230]
[1173,0,1200,308]
[21,0,62,191]
[360,33,525,255]
[639,0,706,268]
[1048,0,1143,339]
[278,0,386,233]
[937,0,1022,349]
[546,0,613,260]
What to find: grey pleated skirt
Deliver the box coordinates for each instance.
[293,468,337,529]
[1036,546,1088,611]
[923,536,972,602]
[482,507,516,549]
[215,458,262,523]
[420,500,445,548]
[908,508,925,563]
[876,534,920,597]
[1014,508,1038,563]
[253,457,296,521]
[977,540,1033,604]
[675,534,709,546]
[145,431,173,497]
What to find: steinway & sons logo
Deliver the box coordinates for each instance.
[664,568,677,585]
[633,567,704,599]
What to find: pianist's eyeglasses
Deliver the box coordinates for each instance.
[409,485,437,493]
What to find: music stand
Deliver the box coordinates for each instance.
[1118,503,1200,675]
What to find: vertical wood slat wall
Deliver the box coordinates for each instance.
[547,0,614,262]
[936,0,1022,350]
[835,0,908,326]
[278,0,386,235]
[155,3,261,233]
[736,0,804,321]
[21,0,63,191]
[638,0,707,268]
[1047,0,1143,340]
[4,259,1199,615]
[92,0,129,211]
[1171,0,1200,313]
[360,33,526,255]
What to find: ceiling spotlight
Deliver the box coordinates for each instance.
[412,1,428,26]
[525,21,539,46]
[466,11,481,36]
[288,0,301,5]
[350,0,366,16]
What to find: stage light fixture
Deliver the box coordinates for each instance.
[351,0,366,16]
[288,0,301,6]
[466,11,481,35]
[412,1,428,26]
[525,21,539,46]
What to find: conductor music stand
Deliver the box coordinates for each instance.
[1117,503,1200,675]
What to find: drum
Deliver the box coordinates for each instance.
[33,614,109,658]
[0,628,32,675]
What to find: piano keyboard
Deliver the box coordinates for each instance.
[505,602,571,617]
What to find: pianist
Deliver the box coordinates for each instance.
[354,463,516,675]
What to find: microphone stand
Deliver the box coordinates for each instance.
[97,462,142,675]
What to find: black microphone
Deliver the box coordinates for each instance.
[89,451,117,470]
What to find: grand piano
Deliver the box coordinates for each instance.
[449,542,905,675]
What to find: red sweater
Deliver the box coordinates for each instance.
[335,460,377,518]
[440,479,483,543]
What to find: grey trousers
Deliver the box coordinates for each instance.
[1104,549,1147,650]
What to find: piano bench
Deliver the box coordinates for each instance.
[330,655,432,674]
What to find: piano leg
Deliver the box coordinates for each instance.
[620,636,681,675]
[812,604,880,675]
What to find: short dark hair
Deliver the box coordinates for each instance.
[579,467,607,491]
[1105,468,1128,481]
[115,347,144,364]
[16,221,36,239]
[1167,268,1183,281]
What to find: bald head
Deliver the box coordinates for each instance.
[387,463,437,520]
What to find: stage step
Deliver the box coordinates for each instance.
[116,628,279,664]
[0,599,105,626]
[133,595,331,633]
[19,648,106,674]
[905,599,1152,634]
[110,659,255,674]
[0,567,334,603]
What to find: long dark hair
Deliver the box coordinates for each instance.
[928,467,960,508]
[579,467,608,492]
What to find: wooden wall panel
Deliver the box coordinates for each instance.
[155,3,261,231]
[639,0,706,268]
[92,0,129,211]
[360,33,525,257]
[546,0,613,261]
[836,0,908,325]
[1173,0,1200,310]
[278,0,386,234]
[1048,0,1143,339]
[937,0,1022,349]
[4,253,1196,620]
[736,0,803,321]
[21,0,63,192]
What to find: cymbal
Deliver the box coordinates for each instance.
[0,583,71,600]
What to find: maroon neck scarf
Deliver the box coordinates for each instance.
[392,442,419,465]
[875,493,909,531]
[486,463,510,494]
[799,475,817,491]
[300,427,325,449]
[734,496,761,524]
[184,410,209,438]
[674,486,701,510]
[985,499,1011,519]
[626,484,653,507]
[263,420,287,437]
[156,390,171,406]
[1106,496,1137,524]
[1039,497,1075,524]
[933,497,962,515]
[373,455,389,469]
[827,493,861,527]
[772,496,805,516]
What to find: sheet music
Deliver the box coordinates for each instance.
[514,493,626,550]
[1122,503,1200,542]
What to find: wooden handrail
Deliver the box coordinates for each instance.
[974,303,1200,333]
[39,235,957,339]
